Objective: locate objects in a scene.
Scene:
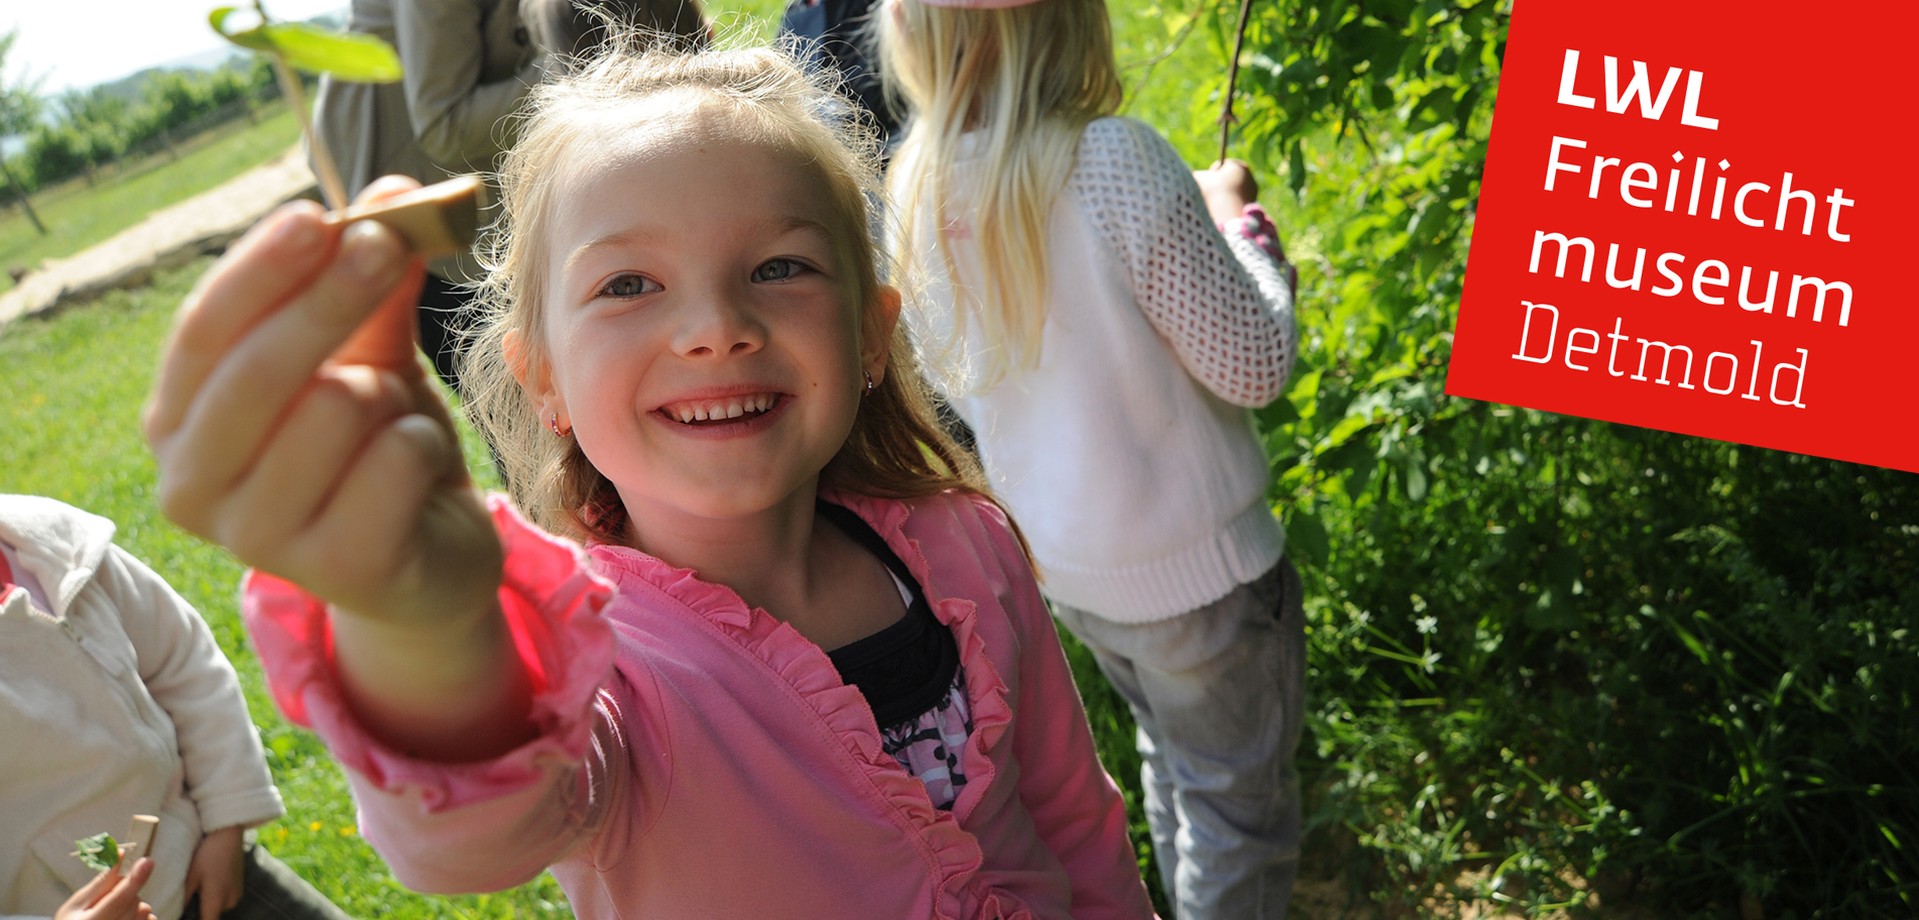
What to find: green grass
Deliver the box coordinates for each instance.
[0,102,300,294]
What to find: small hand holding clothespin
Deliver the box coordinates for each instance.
[59,816,160,920]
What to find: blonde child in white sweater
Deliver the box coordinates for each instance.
[880,1,1304,916]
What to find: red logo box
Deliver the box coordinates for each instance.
[1448,1,1918,474]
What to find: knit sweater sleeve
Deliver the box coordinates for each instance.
[1071,117,1299,407]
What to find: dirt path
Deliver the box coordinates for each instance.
[0,143,317,331]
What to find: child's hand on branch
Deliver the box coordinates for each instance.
[1194,158,1260,226]
[143,176,502,632]
[1196,158,1294,281]
[56,859,155,920]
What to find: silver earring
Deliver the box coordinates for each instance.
[862,371,876,397]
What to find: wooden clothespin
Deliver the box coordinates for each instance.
[122,815,159,866]
[323,175,485,260]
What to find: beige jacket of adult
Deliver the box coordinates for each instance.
[1,495,283,920]
[313,0,542,282]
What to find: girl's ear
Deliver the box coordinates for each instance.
[506,328,560,405]
[862,285,904,381]
[509,327,573,434]
[504,328,537,389]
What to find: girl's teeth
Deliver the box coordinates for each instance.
[668,396,775,423]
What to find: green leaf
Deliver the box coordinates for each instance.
[1323,412,1373,451]
[72,832,119,873]
[1256,393,1301,428]
[1403,453,1428,502]
[1525,549,1582,631]
[1284,507,1329,569]
[209,7,402,82]
[1525,585,1576,631]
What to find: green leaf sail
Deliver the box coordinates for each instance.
[71,832,119,873]
[208,7,401,82]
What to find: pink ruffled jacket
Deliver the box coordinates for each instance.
[245,490,1157,919]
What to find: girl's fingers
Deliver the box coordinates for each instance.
[155,221,415,531]
[139,171,488,619]
[147,174,427,450]
[284,411,470,613]
[66,862,120,909]
[359,173,426,202]
[334,175,431,373]
[332,257,429,376]
[145,201,334,446]
[221,364,418,564]
[91,858,153,915]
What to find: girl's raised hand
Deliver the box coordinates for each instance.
[1194,158,1260,226]
[143,177,503,631]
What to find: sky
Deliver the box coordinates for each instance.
[3,0,347,96]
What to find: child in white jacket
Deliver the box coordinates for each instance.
[0,494,348,920]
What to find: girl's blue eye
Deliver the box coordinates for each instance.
[752,258,809,283]
[600,274,658,298]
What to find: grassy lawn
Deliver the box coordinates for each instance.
[0,102,300,294]
[0,5,1263,917]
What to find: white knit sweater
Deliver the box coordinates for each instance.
[908,117,1299,622]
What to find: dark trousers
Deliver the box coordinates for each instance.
[178,840,353,920]
[1052,560,1306,919]
[417,273,510,484]
[418,272,478,394]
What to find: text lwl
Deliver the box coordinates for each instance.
[1511,301,1808,408]
[1556,49,1719,129]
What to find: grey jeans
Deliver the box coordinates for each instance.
[1053,559,1305,920]
[176,840,354,920]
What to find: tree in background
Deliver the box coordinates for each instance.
[13,56,284,192]
[53,87,134,184]
[0,29,48,234]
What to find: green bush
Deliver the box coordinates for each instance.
[1154,0,1919,912]
[15,60,281,190]
[23,124,89,188]
[60,87,133,165]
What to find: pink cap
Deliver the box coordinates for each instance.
[914,0,1048,7]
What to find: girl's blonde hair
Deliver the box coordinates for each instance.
[878,0,1122,390]
[461,36,988,547]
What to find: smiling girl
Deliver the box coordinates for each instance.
[142,36,1155,920]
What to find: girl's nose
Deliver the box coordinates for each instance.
[671,292,767,359]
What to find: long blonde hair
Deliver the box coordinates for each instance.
[461,36,990,547]
[879,0,1123,389]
